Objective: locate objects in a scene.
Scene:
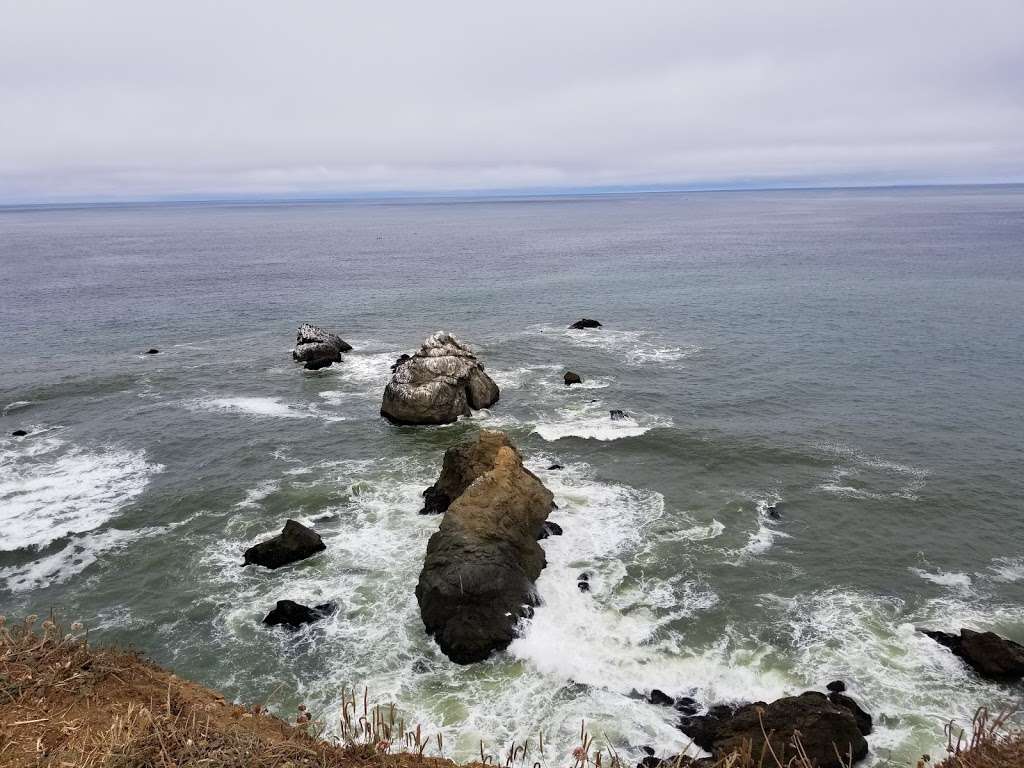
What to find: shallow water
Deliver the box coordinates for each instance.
[1,187,1023,766]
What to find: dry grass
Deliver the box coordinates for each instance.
[931,708,1024,768]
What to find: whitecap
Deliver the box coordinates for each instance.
[0,436,162,551]
[234,479,281,508]
[533,403,671,441]
[909,568,973,590]
[558,326,701,366]
[2,400,33,415]
[188,396,344,422]
[988,557,1024,583]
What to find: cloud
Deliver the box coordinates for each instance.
[1,0,1022,202]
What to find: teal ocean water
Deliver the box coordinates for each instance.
[1,186,1022,765]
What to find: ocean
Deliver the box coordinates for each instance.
[1,185,1022,766]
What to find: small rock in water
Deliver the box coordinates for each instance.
[641,746,656,757]
[648,689,675,707]
[546,463,564,470]
[243,519,326,569]
[569,318,602,329]
[262,599,335,629]
[145,348,160,355]
[577,573,591,592]
[537,520,563,539]
[609,409,629,420]
[827,680,847,693]
[292,323,352,370]
[767,502,783,519]
[11,429,28,437]
[564,371,583,386]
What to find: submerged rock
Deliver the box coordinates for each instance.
[11,429,27,437]
[679,692,869,768]
[145,348,160,355]
[415,430,553,664]
[918,627,1024,680]
[569,318,602,329]
[538,520,563,539]
[292,323,352,370]
[547,463,564,471]
[242,519,325,569]
[262,599,336,629]
[564,371,583,386]
[648,689,675,707]
[609,409,629,420]
[380,332,499,425]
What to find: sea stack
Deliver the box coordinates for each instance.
[380,332,499,425]
[415,430,554,664]
[292,323,352,370]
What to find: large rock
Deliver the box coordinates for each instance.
[380,332,499,425]
[242,519,325,569]
[415,431,554,664]
[292,323,352,370]
[919,627,1024,680]
[262,600,336,629]
[680,693,869,768]
[419,429,513,515]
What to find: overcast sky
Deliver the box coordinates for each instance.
[2,1,1022,202]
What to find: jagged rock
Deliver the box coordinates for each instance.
[829,692,873,736]
[538,520,563,539]
[381,332,499,425]
[569,319,602,329]
[610,409,629,420]
[415,431,553,664]
[145,348,160,355]
[419,430,514,514]
[262,600,336,628]
[11,429,27,437]
[391,353,411,372]
[292,323,352,370]
[648,689,674,707]
[242,520,325,569]
[564,371,583,386]
[674,696,699,716]
[827,680,847,693]
[679,693,869,768]
[919,627,1024,680]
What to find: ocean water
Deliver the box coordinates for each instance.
[1,186,1023,766]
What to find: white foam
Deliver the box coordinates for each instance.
[988,557,1024,583]
[734,498,789,557]
[910,568,973,590]
[0,436,162,551]
[669,519,726,542]
[815,443,928,501]
[560,327,701,366]
[3,400,33,415]
[234,479,281,508]
[189,396,344,421]
[334,351,401,386]
[533,403,671,442]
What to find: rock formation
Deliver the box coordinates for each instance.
[415,430,554,664]
[679,692,870,768]
[564,371,582,386]
[569,318,602,329]
[380,332,499,425]
[919,627,1024,680]
[292,323,352,370]
[242,520,325,569]
[262,599,336,628]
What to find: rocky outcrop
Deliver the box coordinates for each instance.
[564,371,582,386]
[679,692,870,768]
[292,323,352,370]
[415,430,554,664]
[569,319,602,329]
[419,430,513,514]
[919,627,1024,680]
[262,600,336,628]
[381,332,499,425]
[243,520,326,569]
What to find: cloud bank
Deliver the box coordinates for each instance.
[2,0,1022,202]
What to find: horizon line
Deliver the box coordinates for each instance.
[2,179,1022,210]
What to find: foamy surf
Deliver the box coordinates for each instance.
[0,436,162,552]
[533,403,671,441]
[188,396,344,422]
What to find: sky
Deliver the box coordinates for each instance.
[2,1,1023,203]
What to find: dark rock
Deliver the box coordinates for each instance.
[547,463,564,470]
[578,580,591,592]
[829,692,873,736]
[648,689,675,707]
[682,692,869,768]
[242,519,326,569]
[419,430,518,515]
[262,600,335,628]
[415,431,553,664]
[145,348,160,355]
[538,520,563,539]
[641,746,656,757]
[292,323,351,369]
[766,503,783,519]
[578,572,590,581]
[381,332,499,425]
[827,680,847,693]
[564,371,583,386]
[391,353,411,372]
[919,627,1024,680]
[610,409,629,420]
[11,429,27,437]
[674,696,698,716]
[569,319,603,329]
